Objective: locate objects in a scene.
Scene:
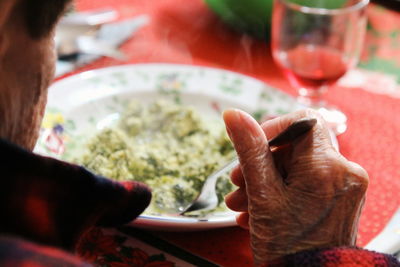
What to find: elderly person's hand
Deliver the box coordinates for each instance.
[223,109,369,265]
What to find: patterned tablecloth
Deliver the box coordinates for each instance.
[63,1,400,266]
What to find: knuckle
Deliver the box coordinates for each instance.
[241,145,268,165]
[329,152,369,194]
[345,161,369,192]
[294,108,324,124]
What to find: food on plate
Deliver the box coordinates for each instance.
[75,100,236,215]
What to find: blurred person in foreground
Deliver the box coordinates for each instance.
[0,0,398,266]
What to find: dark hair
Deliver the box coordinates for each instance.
[21,0,72,39]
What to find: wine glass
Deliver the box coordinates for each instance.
[271,0,369,134]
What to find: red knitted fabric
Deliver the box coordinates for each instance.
[264,247,400,267]
[1,237,399,267]
[0,138,151,250]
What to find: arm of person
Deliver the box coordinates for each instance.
[0,138,151,250]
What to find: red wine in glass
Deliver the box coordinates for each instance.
[271,0,369,134]
[277,44,349,90]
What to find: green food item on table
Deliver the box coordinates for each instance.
[75,100,236,215]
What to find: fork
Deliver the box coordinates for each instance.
[179,117,317,215]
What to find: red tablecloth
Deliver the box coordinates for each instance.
[68,1,400,266]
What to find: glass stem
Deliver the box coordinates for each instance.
[297,85,328,108]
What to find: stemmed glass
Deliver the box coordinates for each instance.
[271,0,369,134]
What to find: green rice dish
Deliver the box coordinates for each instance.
[76,100,236,215]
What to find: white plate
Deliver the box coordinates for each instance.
[35,63,307,231]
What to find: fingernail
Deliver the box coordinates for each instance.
[223,109,241,138]
[223,109,241,122]
[224,109,263,139]
[237,110,263,137]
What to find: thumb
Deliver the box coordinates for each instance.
[223,109,284,198]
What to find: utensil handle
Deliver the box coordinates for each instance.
[205,158,239,187]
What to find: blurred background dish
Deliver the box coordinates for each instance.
[204,0,273,39]
[204,0,349,39]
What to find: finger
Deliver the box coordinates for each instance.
[229,146,291,197]
[261,109,328,142]
[223,109,284,202]
[231,165,245,187]
[261,109,335,180]
[286,115,336,177]
[271,144,293,179]
[236,212,250,229]
[225,187,248,212]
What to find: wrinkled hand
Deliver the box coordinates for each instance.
[223,109,368,265]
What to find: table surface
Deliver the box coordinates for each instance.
[66,1,400,266]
